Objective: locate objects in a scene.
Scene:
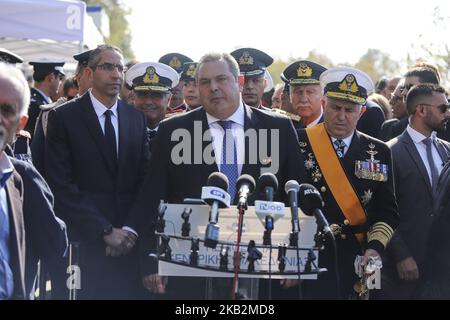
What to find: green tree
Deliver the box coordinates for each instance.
[354,49,401,83]
[83,0,134,59]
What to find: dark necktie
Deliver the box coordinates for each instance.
[104,110,117,169]
[423,137,439,194]
[334,139,346,158]
[217,120,238,199]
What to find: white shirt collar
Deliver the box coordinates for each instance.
[306,108,323,128]
[407,124,437,144]
[89,90,118,118]
[330,131,355,148]
[205,101,245,127]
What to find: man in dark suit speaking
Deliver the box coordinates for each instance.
[130,52,306,299]
[45,45,150,299]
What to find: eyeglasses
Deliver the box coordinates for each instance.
[93,63,126,73]
[420,103,450,113]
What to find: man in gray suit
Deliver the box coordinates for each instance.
[378,84,450,299]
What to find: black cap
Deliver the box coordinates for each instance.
[158,53,193,73]
[180,62,198,81]
[73,49,92,67]
[0,48,23,64]
[230,48,273,77]
[282,60,327,85]
[29,59,65,76]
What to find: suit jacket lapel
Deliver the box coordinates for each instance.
[6,171,25,299]
[402,131,433,194]
[196,108,217,184]
[434,138,450,164]
[80,94,117,176]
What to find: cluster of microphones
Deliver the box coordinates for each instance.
[201,171,332,250]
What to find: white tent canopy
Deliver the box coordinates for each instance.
[0,0,104,63]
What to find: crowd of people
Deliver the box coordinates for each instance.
[0,44,449,300]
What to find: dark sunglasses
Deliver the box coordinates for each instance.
[420,103,450,113]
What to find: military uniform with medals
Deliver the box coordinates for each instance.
[298,67,399,299]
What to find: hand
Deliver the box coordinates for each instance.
[361,248,380,266]
[396,256,419,281]
[279,279,302,289]
[103,228,137,255]
[142,274,168,294]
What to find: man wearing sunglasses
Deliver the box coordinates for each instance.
[378,83,450,299]
[44,45,150,299]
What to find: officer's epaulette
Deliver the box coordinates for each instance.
[40,96,67,111]
[270,108,301,123]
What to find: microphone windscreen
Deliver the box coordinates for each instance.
[284,180,300,194]
[298,183,323,216]
[207,172,229,192]
[236,174,256,193]
[258,172,278,193]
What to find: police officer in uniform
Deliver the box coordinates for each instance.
[282,60,327,131]
[297,67,399,299]
[230,47,273,109]
[179,62,201,111]
[27,59,65,138]
[159,52,193,113]
[125,61,179,155]
[31,51,91,176]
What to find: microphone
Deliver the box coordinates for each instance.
[285,180,300,233]
[201,172,231,248]
[255,173,283,245]
[236,174,256,209]
[298,183,331,235]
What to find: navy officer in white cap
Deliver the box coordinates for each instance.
[296,66,399,299]
[126,62,179,153]
[27,59,65,138]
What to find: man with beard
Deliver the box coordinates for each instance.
[125,62,179,154]
[230,48,273,109]
[377,84,450,300]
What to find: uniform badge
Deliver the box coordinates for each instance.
[143,66,160,84]
[186,64,197,77]
[169,56,181,70]
[304,153,315,170]
[297,63,312,77]
[338,74,359,93]
[239,51,254,65]
[361,189,373,206]
[355,143,388,182]
[299,141,307,154]
[311,167,322,182]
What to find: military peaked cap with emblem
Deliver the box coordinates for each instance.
[180,62,198,82]
[158,53,193,74]
[0,48,23,64]
[264,70,274,92]
[230,47,273,78]
[282,60,327,85]
[29,58,65,76]
[320,66,374,104]
[73,49,93,67]
[126,62,179,93]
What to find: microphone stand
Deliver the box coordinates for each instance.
[231,205,246,300]
[289,224,303,300]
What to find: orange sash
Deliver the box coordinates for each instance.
[306,123,366,243]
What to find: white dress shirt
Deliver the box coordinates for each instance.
[89,90,119,156]
[306,109,323,128]
[406,125,444,183]
[206,101,245,175]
